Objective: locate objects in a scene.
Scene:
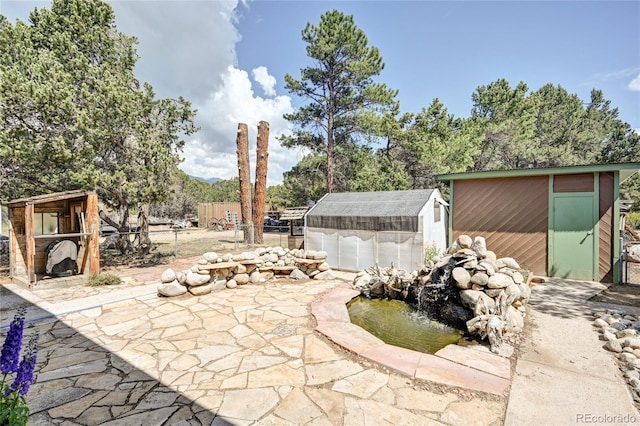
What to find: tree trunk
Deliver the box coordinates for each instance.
[236,123,252,243]
[99,208,133,254]
[137,205,152,256]
[253,121,269,244]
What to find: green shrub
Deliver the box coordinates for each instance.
[87,273,122,287]
[424,242,442,265]
[627,212,640,230]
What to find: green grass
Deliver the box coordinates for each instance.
[87,273,122,287]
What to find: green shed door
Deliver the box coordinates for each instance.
[551,195,595,280]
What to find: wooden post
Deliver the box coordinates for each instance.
[253,121,269,244]
[236,123,253,243]
[85,192,101,276]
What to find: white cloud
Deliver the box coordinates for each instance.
[108,1,300,186]
[182,65,299,186]
[252,66,277,97]
[629,74,640,92]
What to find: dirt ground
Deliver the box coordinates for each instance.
[589,282,640,308]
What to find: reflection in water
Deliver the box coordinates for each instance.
[347,297,464,354]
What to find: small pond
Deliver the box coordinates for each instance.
[347,296,464,354]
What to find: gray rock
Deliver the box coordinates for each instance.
[470,272,489,286]
[470,236,487,257]
[176,270,187,285]
[460,290,496,312]
[604,340,623,353]
[617,329,638,339]
[619,352,638,363]
[517,283,531,303]
[290,268,308,280]
[622,338,640,349]
[314,270,335,280]
[158,280,188,297]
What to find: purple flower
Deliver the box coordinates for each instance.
[8,332,38,396]
[0,308,26,374]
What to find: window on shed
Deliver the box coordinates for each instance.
[434,202,441,222]
[35,212,58,236]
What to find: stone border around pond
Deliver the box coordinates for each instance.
[310,285,512,396]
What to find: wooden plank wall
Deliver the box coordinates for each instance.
[599,172,614,283]
[452,176,549,276]
[198,202,242,227]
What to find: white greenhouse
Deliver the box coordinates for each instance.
[304,189,448,272]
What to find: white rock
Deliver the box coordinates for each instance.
[189,284,212,296]
[211,279,227,291]
[158,280,187,297]
[452,267,472,289]
[317,262,330,272]
[487,272,514,289]
[604,340,623,353]
[186,271,211,286]
[250,270,262,283]
[234,273,250,285]
[497,257,520,270]
[161,269,176,283]
[226,279,238,289]
[203,252,218,262]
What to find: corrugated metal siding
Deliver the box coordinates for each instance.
[599,172,614,283]
[452,176,549,275]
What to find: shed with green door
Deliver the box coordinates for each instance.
[438,163,640,283]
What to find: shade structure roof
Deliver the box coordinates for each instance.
[306,189,436,232]
[438,163,640,183]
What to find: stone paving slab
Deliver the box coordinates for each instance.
[416,354,511,396]
[435,344,512,380]
[360,343,423,377]
[1,271,509,425]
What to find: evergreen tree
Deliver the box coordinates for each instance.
[281,10,397,194]
[0,0,197,253]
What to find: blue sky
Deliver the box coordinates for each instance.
[2,1,639,184]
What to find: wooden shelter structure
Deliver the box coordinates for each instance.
[439,163,640,283]
[7,190,100,287]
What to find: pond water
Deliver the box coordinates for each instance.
[347,296,464,354]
